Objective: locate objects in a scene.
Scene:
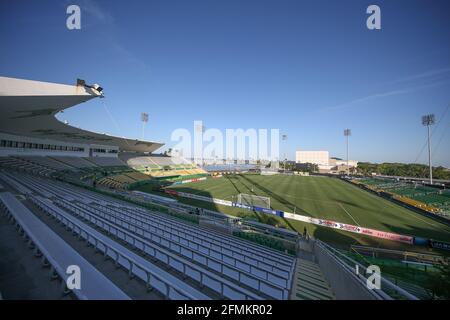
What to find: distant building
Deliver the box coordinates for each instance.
[296,150,329,166]
[296,150,358,173]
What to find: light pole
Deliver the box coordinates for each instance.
[344,129,351,176]
[422,114,435,184]
[282,134,288,172]
[141,112,149,140]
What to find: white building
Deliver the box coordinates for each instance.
[295,150,329,166]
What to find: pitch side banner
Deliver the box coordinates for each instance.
[429,240,450,251]
[253,206,284,217]
[171,177,207,186]
[284,212,413,244]
[170,190,233,207]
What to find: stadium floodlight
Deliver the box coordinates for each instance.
[282,134,288,171]
[141,112,149,140]
[344,129,351,176]
[422,114,435,184]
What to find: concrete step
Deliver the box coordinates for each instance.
[291,258,334,300]
[296,287,331,300]
[297,280,334,298]
[298,264,323,276]
[298,270,328,284]
[297,274,332,291]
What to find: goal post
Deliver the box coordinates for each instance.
[237,193,271,209]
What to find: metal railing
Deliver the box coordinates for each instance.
[314,240,419,300]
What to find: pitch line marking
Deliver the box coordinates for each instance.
[282,193,338,207]
[338,203,360,226]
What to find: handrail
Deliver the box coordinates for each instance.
[316,240,419,300]
[350,245,448,264]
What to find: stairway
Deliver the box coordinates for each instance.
[291,258,335,300]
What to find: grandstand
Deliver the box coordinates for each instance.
[84,157,127,168]
[0,77,207,189]
[0,170,296,300]
[355,178,450,218]
[50,156,99,169]
[0,76,431,300]
[0,76,297,300]
[119,152,207,179]
[0,77,206,190]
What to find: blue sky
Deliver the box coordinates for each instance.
[1,0,449,166]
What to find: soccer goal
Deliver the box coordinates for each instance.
[237,193,271,209]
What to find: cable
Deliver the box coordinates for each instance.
[413,104,449,165]
[100,99,132,147]
[414,104,450,178]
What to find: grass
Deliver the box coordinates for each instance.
[136,174,450,253]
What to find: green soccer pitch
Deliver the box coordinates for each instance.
[136,173,450,251]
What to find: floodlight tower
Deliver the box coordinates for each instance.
[422,114,435,184]
[344,129,351,176]
[282,134,288,171]
[141,112,149,140]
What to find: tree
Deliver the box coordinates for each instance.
[295,162,318,173]
[356,162,450,180]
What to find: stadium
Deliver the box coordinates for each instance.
[0,76,449,302]
[2,1,450,308]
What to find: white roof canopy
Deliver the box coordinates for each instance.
[0,77,163,153]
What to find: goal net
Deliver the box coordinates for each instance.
[237,193,271,209]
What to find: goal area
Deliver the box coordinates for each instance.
[237,193,271,209]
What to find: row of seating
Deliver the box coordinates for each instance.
[120,153,206,174]
[29,172,290,298]
[97,172,153,189]
[29,196,208,300]
[51,156,99,169]
[0,191,131,300]
[6,173,269,299]
[61,200,292,289]
[18,156,73,171]
[55,199,273,299]
[0,157,55,176]
[2,171,296,299]
[84,157,127,167]
[10,172,294,268]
